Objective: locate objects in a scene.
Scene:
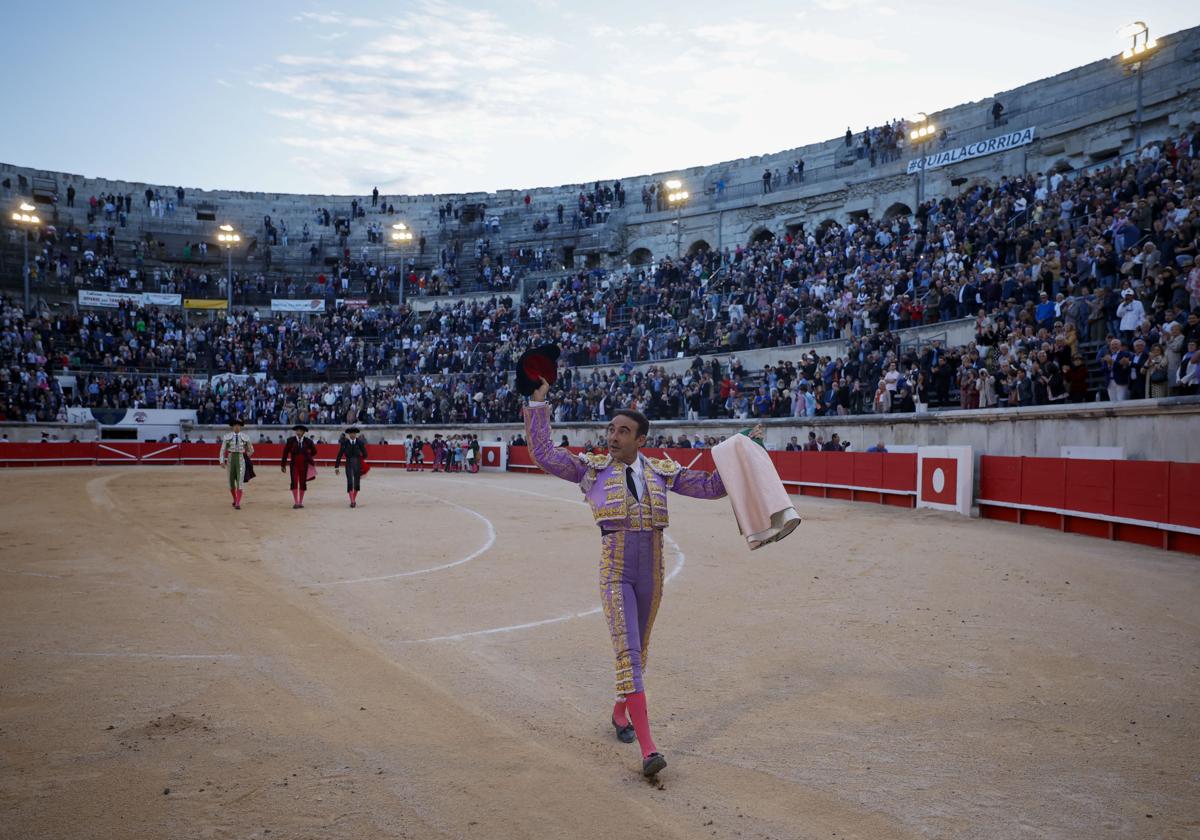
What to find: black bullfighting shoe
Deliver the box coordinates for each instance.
[611,716,636,744]
[642,752,667,777]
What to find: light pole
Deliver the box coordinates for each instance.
[12,202,41,313]
[665,179,689,259]
[909,113,938,212]
[391,222,413,306]
[217,223,241,311]
[1119,22,1158,152]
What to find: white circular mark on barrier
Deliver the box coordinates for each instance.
[932,467,946,494]
[309,494,496,586]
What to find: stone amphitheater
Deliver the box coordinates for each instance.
[2,24,1198,302]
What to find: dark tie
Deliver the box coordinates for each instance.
[625,466,639,502]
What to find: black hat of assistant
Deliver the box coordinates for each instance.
[515,344,561,397]
[345,426,360,435]
[231,417,245,427]
[292,424,309,433]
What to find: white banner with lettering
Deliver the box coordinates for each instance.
[271,299,326,313]
[77,290,184,308]
[65,408,197,427]
[142,292,182,307]
[78,290,142,308]
[908,127,1036,175]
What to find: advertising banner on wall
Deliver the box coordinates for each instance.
[77,291,185,308]
[184,299,229,310]
[210,372,267,388]
[271,299,326,313]
[78,290,142,308]
[142,292,182,307]
[65,408,198,427]
[907,127,1036,175]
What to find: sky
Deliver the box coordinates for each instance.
[1,1,1196,197]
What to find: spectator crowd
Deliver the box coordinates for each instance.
[2,127,1199,428]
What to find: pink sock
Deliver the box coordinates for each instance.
[612,697,630,728]
[299,490,305,505]
[624,691,658,758]
[235,489,243,505]
[292,488,300,505]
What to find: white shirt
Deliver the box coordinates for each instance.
[1118,298,1146,331]
[622,455,648,501]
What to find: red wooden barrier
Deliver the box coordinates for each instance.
[979,455,1021,504]
[507,446,918,508]
[1168,463,1200,529]
[0,442,97,467]
[0,441,427,470]
[1113,461,1170,524]
[978,456,1199,557]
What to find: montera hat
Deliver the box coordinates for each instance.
[292,424,309,433]
[516,344,561,397]
[345,426,360,435]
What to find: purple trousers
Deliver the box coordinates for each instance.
[599,529,664,696]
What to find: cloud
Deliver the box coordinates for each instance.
[256,0,586,193]
[813,0,898,15]
[252,2,912,194]
[293,11,375,28]
[791,29,907,63]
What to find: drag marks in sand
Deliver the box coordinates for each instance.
[396,477,686,643]
[305,492,497,586]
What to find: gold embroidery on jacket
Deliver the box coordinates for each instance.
[592,469,628,523]
[581,452,612,470]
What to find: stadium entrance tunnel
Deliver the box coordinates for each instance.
[687,239,711,256]
[883,202,912,221]
[629,247,653,266]
[750,228,775,245]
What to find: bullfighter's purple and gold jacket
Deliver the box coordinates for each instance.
[522,403,726,530]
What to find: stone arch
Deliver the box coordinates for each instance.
[883,202,912,220]
[749,227,775,245]
[687,239,711,256]
[1049,158,1074,174]
[628,247,653,266]
[814,218,840,245]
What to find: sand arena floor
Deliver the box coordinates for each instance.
[0,466,1197,840]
